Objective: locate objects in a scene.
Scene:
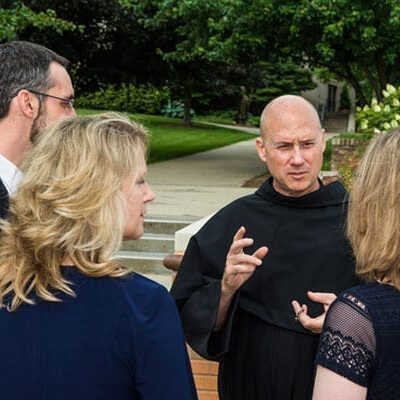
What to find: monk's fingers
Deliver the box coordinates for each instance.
[295,306,325,334]
[228,253,262,268]
[252,246,268,260]
[232,226,246,242]
[307,291,337,306]
[223,261,258,291]
[228,237,254,255]
[291,300,306,319]
[227,263,258,275]
[291,301,317,331]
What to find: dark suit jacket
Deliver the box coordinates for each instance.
[0,179,9,219]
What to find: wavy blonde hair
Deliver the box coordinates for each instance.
[347,129,400,290]
[0,112,148,311]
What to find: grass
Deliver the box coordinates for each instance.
[194,114,236,125]
[77,109,255,163]
[194,113,260,128]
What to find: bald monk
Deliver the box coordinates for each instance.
[171,95,359,400]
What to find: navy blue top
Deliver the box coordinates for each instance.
[0,268,197,400]
[316,282,400,399]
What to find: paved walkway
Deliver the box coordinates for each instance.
[147,137,265,219]
[197,121,259,135]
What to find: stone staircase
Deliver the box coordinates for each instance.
[115,215,197,288]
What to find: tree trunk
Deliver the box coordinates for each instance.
[183,84,192,127]
[364,66,382,102]
[343,64,368,106]
[375,52,387,94]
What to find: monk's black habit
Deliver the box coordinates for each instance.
[171,178,359,400]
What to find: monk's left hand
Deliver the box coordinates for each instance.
[291,291,337,334]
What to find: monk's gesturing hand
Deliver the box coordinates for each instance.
[222,226,268,297]
[291,291,337,334]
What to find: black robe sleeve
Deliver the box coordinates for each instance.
[171,236,239,361]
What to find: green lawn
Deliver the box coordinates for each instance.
[77,109,255,163]
[194,114,236,125]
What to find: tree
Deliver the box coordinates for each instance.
[13,0,168,94]
[215,0,400,106]
[286,0,400,105]
[247,60,316,115]
[132,0,234,125]
[0,1,78,41]
[133,0,309,124]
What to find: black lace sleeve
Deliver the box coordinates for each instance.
[315,292,376,387]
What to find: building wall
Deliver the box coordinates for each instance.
[302,76,355,113]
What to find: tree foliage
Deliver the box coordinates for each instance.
[0,1,79,41]
[5,0,396,121]
[287,0,400,105]
[210,0,400,106]
[12,0,168,93]
[132,0,313,124]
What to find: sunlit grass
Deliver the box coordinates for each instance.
[77,109,255,163]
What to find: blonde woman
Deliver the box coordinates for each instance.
[313,129,400,400]
[0,113,197,400]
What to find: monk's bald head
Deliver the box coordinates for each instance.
[260,95,322,140]
[255,94,326,197]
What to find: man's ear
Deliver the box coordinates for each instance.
[321,129,326,153]
[255,137,267,163]
[15,89,40,119]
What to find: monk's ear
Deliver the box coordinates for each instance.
[321,129,326,152]
[15,89,40,119]
[256,137,267,163]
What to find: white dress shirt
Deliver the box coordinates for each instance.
[0,153,22,195]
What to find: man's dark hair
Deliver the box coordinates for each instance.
[0,41,69,119]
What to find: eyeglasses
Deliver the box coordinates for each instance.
[28,89,75,109]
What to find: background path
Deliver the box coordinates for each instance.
[147,137,265,218]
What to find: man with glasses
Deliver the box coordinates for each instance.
[0,41,76,217]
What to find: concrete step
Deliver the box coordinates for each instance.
[144,215,197,235]
[121,233,174,253]
[115,215,197,290]
[115,250,169,275]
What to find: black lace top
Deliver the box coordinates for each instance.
[316,282,400,399]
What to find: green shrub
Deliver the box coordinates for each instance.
[322,138,332,170]
[247,115,260,127]
[356,84,400,134]
[161,100,195,119]
[338,165,354,191]
[75,84,170,114]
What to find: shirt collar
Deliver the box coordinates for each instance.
[0,153,22,195]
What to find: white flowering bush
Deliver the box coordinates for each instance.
[356,84,400,134]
